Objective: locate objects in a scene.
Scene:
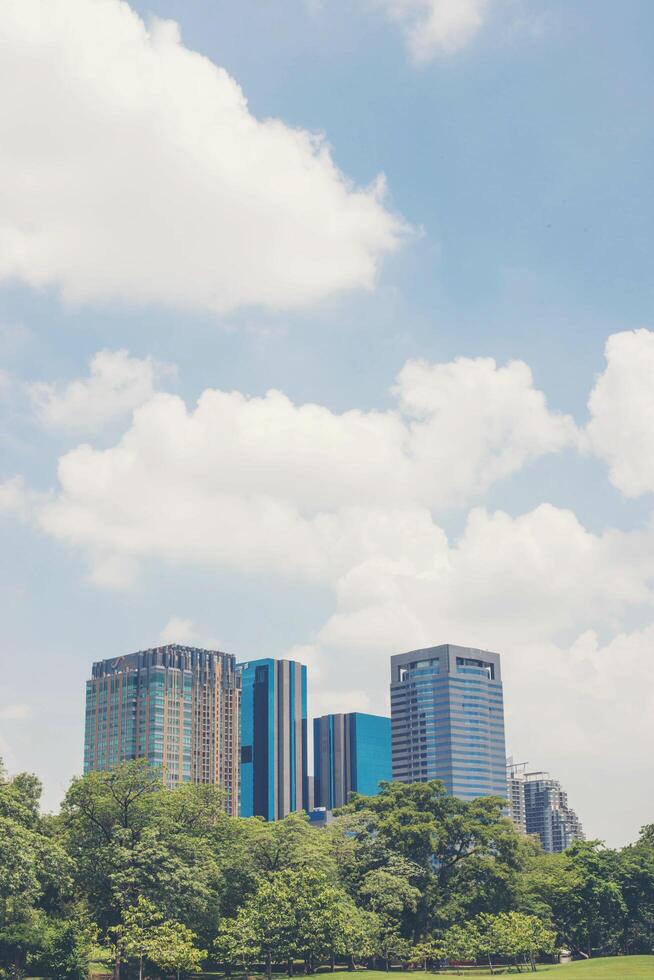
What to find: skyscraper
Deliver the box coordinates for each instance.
[84,644,241,815]
[519,770,585,852]
[237,658,307,820]
[506,758,528,833]
[313,711,391,809]
[390,644,507,800]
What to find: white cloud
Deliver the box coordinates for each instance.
[28,349,174,434]
[9,332,654,842]
[32,352,578,583]
[587,329,654,497]
[0,704,31,720]
[159,616,223,651]
[0,0,405,316]
[378,0,490,61]
[296,508,654,844]
[0,477,29,519]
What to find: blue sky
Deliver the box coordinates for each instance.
[1,0,653,845]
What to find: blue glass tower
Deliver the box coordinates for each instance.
[237,658,307,820]
[313,712,391,809]
[390,644,506,800]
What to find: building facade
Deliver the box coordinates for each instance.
[313,711,391,810]
[390,644,507,800]
[521,771,585,852]
[237,658,307,820]
[83,644,241,815]
[506,758,528,833]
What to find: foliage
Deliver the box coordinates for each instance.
[0,759,653,977]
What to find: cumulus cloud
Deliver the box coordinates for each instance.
[0,704,31,720]
[32,352,578,582]
[297,508,654,844]
[587,329,654,497]
[159,616,223,651]
[28,349,174,434]
[0,0,405,316]
[0,477,30,520]
[378,0,490,61]
[7,332,654,841]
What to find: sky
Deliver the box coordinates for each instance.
[1,0,653,847]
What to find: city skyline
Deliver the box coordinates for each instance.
[81,641,588,845]
[2,0,654,848]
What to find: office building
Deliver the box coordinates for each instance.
[521,771,585,852]
[237,658,307,820]
[506,758,528,833]
[390,644,507,800]
[313,712,391,809]
[84,644,241,815]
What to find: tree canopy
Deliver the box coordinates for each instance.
[0,760,652,978]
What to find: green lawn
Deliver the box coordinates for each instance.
[183,961,654,980]
[345,961,654,979]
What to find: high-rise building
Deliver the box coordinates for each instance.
[520,770,584,852]
[84,644,241,815]
[237,658,307,820]
[390,644,507,800]
[506,758,528,833]
[313,712,391,809]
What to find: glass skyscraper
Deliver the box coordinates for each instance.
[237,658,307,820]
[313,711,391,809]
[83,644,241,815]
[390,644,507,800]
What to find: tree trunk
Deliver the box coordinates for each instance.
[113,952,122,980]
[330,951,336,972]
[287,958,294,976]
[348,955,354,972]
[139,953,143,980]
[488,954,494,975]
[266,952,272,980]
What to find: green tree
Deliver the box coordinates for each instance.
[617,836,654,953]
[489,911,556,973]
[35,914,97,980]
[338,780,519,937]
[146,919,206,980]
[442,922,479,975]
[215,872,295,978]
[0,762,74,979]
[59,762,224,961]
[110,896,164,980]
[561,841,626,957]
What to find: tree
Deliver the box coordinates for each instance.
[146,920,206,980]
[59,762,224,966]
[110,896,164,980]
[489,912,556,973]
[616,836,654,954]
[0,762,74,980]
[35,914,97,980]
[214,872,296,977]
[442,923,479,975]
[338,780,519,937]
[560,841,626,957]
[409,936,446,971]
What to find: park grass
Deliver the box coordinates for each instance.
[332,961,654,979]
[186,961,654,980]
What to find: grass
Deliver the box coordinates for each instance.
[331,962,654,979]
[80,957,654,980]
[187,962,654,980]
